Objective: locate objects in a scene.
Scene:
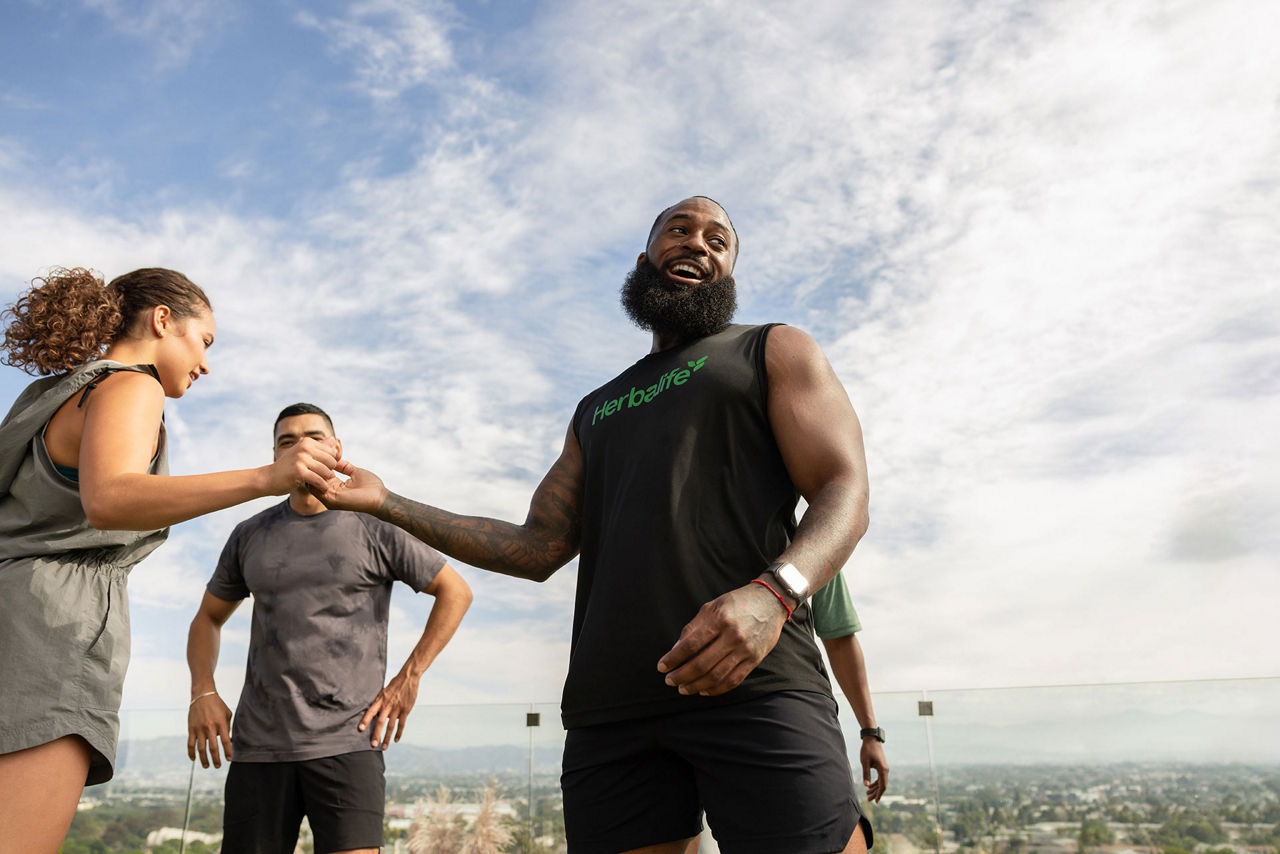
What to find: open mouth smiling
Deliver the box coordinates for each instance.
[665,259,708,286]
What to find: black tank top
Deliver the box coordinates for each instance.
[564,323,832,728]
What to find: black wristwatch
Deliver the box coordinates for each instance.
[860,727,886,743]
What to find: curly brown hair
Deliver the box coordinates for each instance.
[1,267,211,376]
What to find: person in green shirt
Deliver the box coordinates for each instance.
[811,571,889,802]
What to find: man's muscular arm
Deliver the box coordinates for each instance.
[658,325,870,696]
[322,424,585,581]
[765,325,870,587]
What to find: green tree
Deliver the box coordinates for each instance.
[1128,825,1152,846]
[952,787,1009,850]
[1080,818,1115,849]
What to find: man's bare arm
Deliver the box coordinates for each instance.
[658,325,869,696]
[361,565,473,748]
[824,634,889,802]
[186,592,241,768]
[766,324,870,590]
[324,424,585,582]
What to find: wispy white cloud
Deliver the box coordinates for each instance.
[0,86,46,111]
[0,138,30,175]
[80,0,236,68]
[297,0,455,100]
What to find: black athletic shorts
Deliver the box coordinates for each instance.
[561,690,873,854]
[222,750,385,854]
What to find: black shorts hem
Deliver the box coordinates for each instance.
[714,805,870,854]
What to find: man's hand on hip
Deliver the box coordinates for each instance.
[187,693,233,768]
[360,671,420,749]
[656,583,787,697]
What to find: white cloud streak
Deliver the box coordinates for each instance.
[297,0,455,100]
[80,0,235,68]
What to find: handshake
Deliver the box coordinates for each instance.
[262,434,387,514]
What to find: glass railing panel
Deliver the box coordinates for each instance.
[861,678,1280,854]
[65,707,222,852]
[63,680,1280,852]
[382,701,567,852]
[831,688,944,854]
[912,678,1280,765]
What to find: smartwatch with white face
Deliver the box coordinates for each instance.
[765,561,810,603]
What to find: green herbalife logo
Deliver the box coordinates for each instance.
[591,356,708,425]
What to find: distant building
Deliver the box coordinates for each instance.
[144,826,222,847]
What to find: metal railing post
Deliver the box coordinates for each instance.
[921,691,942,854]
[526,707,541,847]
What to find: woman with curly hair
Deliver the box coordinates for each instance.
[0,267,340,851]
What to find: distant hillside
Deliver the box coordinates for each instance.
[110,737,563,790]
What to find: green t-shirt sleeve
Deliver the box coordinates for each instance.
[810,571,862,639]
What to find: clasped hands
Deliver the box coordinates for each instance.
[270,437,387,514]
[311,460,388,514]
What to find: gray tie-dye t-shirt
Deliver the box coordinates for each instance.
[207,501,446,762]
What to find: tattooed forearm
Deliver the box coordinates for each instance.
[373,446,584,582]
[375,493,575,581]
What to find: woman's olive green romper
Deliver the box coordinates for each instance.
[0,361,168,784]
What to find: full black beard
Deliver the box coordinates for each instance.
[620,258,737,341]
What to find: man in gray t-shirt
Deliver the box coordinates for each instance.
[186,403,471,854]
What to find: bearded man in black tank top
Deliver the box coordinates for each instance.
[323,197,874,854]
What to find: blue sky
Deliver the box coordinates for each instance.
[1,0,1277,720]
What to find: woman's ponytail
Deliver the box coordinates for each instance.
[1,267,123,375]
[1,266,210,376]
